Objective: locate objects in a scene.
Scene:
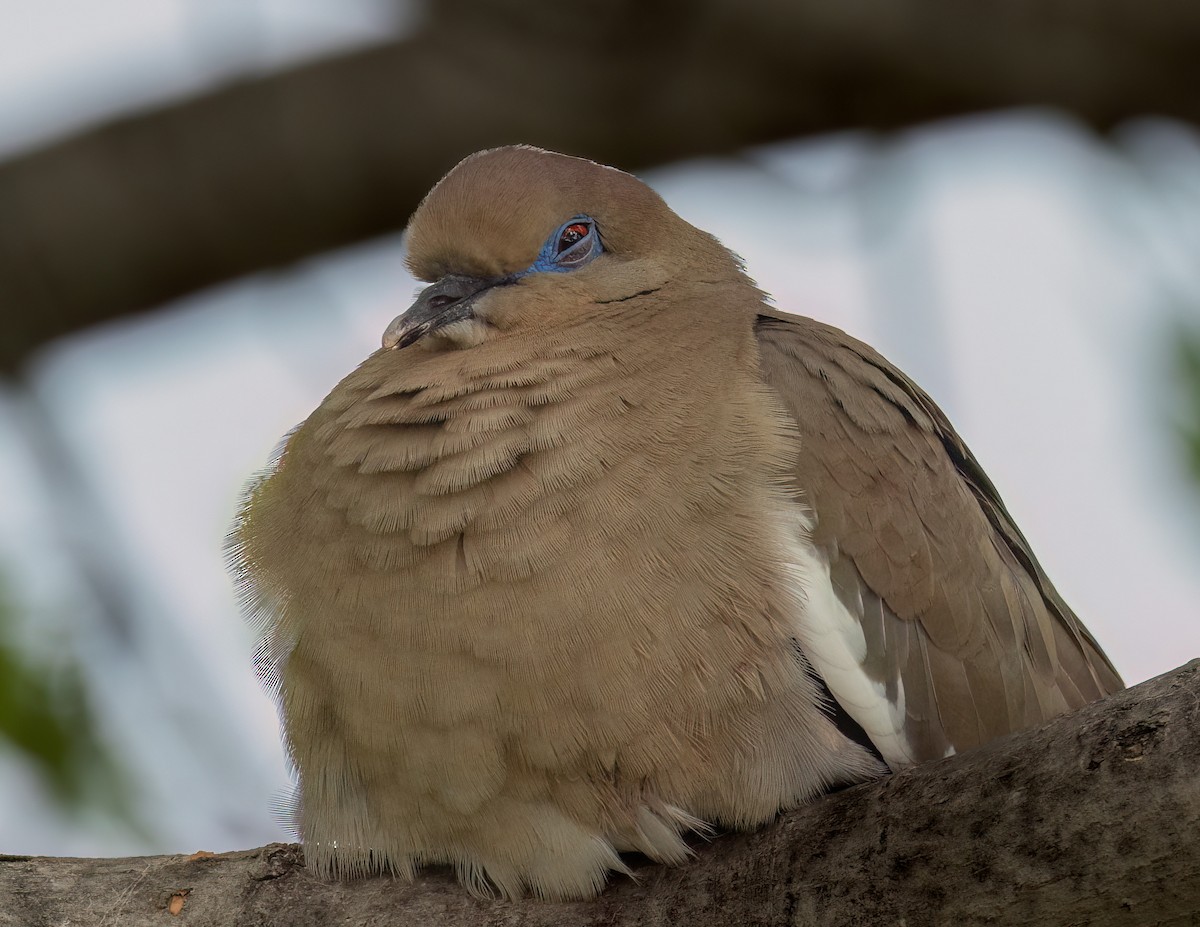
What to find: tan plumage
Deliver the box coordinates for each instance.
[228,145,1122,900]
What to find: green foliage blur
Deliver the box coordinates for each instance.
[0,577,139,838]
[1178,326,1200,492]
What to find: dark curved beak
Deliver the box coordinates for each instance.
[382,274,502,350]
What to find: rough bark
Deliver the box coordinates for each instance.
[3,0,1200,373]
[3,659,1197,927]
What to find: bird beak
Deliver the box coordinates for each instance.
[382,274,503,349]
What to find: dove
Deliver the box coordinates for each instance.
[228,145,1122,901]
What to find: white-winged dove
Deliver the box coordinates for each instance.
[228,145,1122,901]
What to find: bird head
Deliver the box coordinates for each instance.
[383,145,741,352]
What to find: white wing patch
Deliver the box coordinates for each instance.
[776,511,920,770]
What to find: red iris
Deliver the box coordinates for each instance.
[558,223,590,252]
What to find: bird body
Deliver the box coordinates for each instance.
[229,146,1121,900]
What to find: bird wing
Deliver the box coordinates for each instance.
[754,309,1122,766]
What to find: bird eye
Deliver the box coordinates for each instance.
[550,218,600,270]
[557,223,590,254]
[523,216,602,276]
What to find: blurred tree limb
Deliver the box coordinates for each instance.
[2,0,1199,373]
[3,660,1199,926]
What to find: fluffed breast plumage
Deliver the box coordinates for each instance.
[227,144,1121,901]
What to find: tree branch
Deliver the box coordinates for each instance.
[3,660,1197,926]
[3,0,1200,373]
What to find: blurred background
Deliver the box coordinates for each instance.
[1,0,1198,859]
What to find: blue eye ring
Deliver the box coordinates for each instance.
[522,216,603,275]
